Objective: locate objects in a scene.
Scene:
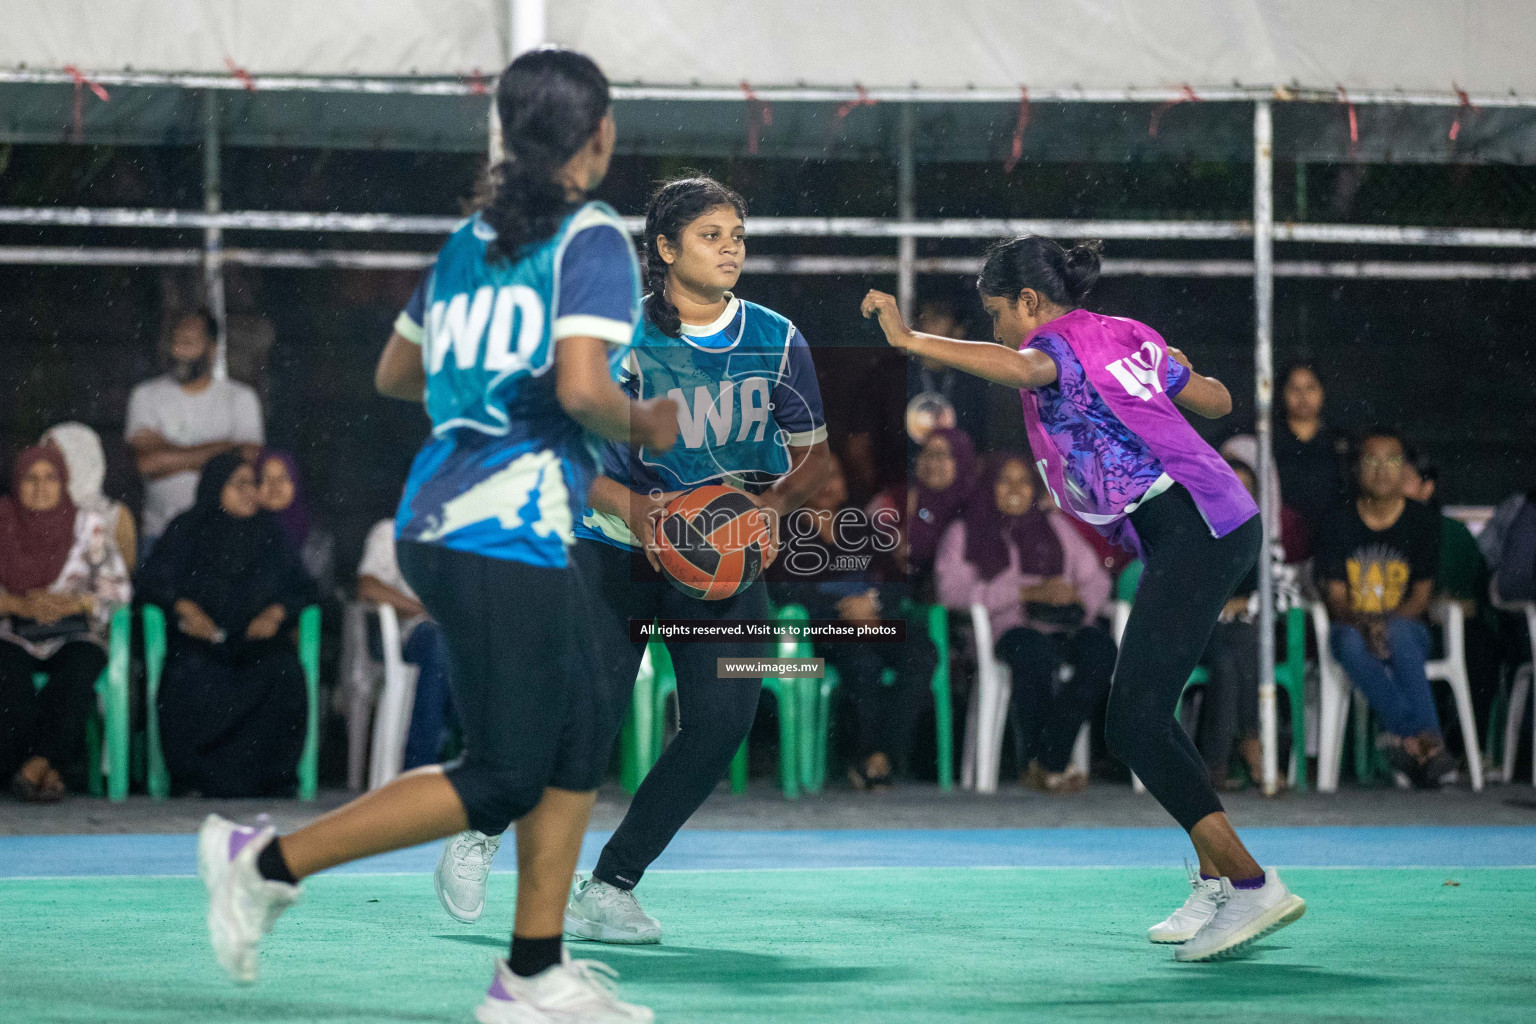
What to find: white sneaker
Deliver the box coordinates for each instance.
[1147,865,1224,944]
[436,830,503,924]
[563,875,662,945]
[1174,868,1306,962]
[197,814,301,984]
[475,955,654,1024]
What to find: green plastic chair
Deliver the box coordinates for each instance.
[30,605,131,801]
[143,604,322,800]
[1118,560,1308,790]
[800,603,954,795]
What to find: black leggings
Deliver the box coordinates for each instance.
[1104,485,1261,830]
[574,539,767,891]
[0,639,105,787]
[398,541,606,836]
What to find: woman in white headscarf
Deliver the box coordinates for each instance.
[42,423,137,567]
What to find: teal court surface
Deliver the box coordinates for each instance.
[3,825,1535,1023]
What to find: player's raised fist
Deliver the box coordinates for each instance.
[860,290,912,350]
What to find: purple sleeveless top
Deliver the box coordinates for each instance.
[1020,310,1258,551]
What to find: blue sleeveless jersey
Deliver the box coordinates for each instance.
[393,202,640,567]
[577,296,826,549]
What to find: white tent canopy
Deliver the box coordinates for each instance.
[3,0,1535,98]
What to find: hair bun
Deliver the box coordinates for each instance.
[1060,240,1104,303]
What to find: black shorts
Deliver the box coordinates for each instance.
[397,541,609,834]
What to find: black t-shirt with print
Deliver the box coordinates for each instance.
[1315,499,1441,615]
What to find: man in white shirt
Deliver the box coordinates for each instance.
[125,311,265,548]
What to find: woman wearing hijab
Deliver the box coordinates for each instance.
[935,452,1114,793]
[905,426,979,573]
[0,445,132,801]
[43,422,138,568]
[256,449,335,595]
[136,450,316,797]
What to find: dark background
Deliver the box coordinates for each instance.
[3,143,1533,578]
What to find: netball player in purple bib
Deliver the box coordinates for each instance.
[863,236,1305,962]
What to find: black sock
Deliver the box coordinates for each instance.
[256,836,298,885]
[509,934,563,977]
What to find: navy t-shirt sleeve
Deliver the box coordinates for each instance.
[553,223,639,347]
[772,327,828,446]
[393,264,434,345]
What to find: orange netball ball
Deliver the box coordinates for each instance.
[655,485,777,600]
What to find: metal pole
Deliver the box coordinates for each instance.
[1253,99,1279,796]
[202,89,228,380]
[511,0,546,57]
[896,103,916,320]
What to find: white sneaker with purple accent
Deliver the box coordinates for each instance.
[197,813,301,984]
[1147,865,1224,944]
[1174,867,1306,962]
[474,955,654,1024]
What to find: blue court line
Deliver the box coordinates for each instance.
[3,826,1534,878]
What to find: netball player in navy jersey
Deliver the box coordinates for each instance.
[193,49,676,1023]
[863,237,1304,962]
[433,175,832,943]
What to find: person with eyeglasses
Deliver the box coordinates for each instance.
[1315,428,1454,788]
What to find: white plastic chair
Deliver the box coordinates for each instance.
[337,601,420,792]
[962,603,1089,793]
[1495,600,1536,785]
[1312,600,1483,792]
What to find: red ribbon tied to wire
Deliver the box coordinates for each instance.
[1148,85,1199,138]
[224,58,257,92]
[1449,84,1479,142]
[62,65,110,139]
[833,84,876,123]
[1337,85,1359,158]
[741,82,774,155]
[466,68,489,97]
[1004,86,1032,174]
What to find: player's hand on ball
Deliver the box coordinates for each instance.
[860,290,912,350]
[627,492,676,572]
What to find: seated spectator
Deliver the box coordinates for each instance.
[43,422,138,568]
[907,296,991,443]
[0,445,131,801]
[1480,486,1536,606]
[1273,362,1349,548]
[1316,428,1454,788]
[135,450,315,797]
[905,427,978,574]
[1191,458,1300,791]
[1220,433,1310,563]
[126,310,264,555]
[934,453,1113,794]
[357,518,456,770]
[257,449,336,596]
[1402,449,1501,753]
[770,454,937,790]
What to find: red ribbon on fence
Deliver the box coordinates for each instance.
[62,65,110,139]
[1148,84,1198,138]
[467,68,489,96]
[1449,84,1479,142]
[224,58,257,92]
[833,84,876,123]
[1004,86,1031,174]
[1337,86,1359,158]
[741,81,773,155]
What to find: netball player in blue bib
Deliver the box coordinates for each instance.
[193,49,676,1023]
[434,176,832,943]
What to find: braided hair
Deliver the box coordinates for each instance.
[641,175,747,337]
[481,48,610,264]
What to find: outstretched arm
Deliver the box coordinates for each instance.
[1166,346,1233,419]
[860,290,1057,389]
